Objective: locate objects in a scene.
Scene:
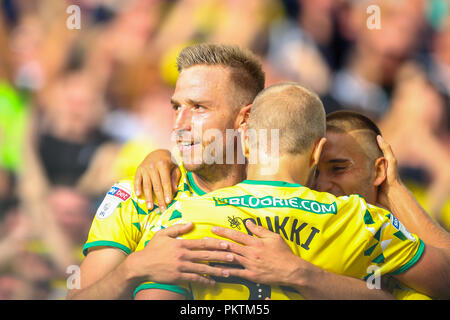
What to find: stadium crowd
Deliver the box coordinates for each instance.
[0,0,449,299]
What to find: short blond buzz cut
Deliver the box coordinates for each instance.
[176,43,265,108]
[248,82,326,154]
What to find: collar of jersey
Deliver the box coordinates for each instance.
[186,171,207,195]
[240,179,303,188]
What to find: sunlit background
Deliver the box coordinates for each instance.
[0,0,449,299]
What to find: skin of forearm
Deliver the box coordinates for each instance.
[67,258,139,300]
[395,246,450,299]
[285,258,395,300]
[387,183,450,250]
[430,250,450,298]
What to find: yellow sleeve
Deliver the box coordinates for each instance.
[339,195,425,278]
[133,282,192,299]
[376,211,425,276]
[84,161,192,257]
[133,209,192,300]
[83,181,143,255]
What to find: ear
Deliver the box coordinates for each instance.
[373,157,387,187]
[311,137,327,167]
[238,121,250,158]
[234,104,252,130]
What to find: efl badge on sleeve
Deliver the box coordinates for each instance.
[95,185,131,220]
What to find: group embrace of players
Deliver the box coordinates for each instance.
[67,44,450,300]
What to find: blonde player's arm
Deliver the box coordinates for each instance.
[377,136,450,250]
[67,247,136,300]
[68,181,142,300]
[68,223,225,299]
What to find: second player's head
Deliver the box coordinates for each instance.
[314,110,387,204]
[243,82,327,181]
[171,43,265,175]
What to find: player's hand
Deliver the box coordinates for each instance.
[210,220,305,286]
[128,223,234,286]
[376,135,403,208]
[134,149,181,212]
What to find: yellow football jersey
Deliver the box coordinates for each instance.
[134,179,424,300]
[83,163,207,256]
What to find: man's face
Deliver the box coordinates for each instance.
[171,65,239,172]
[314,131,377,203]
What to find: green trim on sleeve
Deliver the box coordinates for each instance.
[390,239,425,275]
[82,240,132,256]
[133,283,192,299]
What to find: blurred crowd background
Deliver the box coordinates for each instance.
[0,0,449,300]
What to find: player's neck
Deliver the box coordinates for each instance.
[246,153,312,186]
[191,163,247,193]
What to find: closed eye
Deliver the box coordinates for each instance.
[327,159,353,173]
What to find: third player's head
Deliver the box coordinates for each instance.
[243,82,327,184]
[171,43,265,176]
[314,111,387,204]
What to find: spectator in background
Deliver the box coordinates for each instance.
[0,187,92,299]
[0,10,28,215]
[102,53,173,145]
[0,206,52,299]
[150,0,281,55]
[0,274,34,299]
[98,51,174,178]
[34,70,120,194]
[266,0,338,98]
[0,82,25,213]
[426,14,450,150]
[330,0,426,119]
[427,16,450,100]
[379,64,450,227]
[13,69,119,300]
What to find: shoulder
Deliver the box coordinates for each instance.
[300,187,344,203]
[166,186,240,214]
[107,177,143,209]
[101,177,136,202]
[95,177,148,219]
[203,185,242,198]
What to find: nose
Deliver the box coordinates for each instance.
[174,105,192,132]
[314,173,334,193]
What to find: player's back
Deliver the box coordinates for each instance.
[136,179,424,300]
